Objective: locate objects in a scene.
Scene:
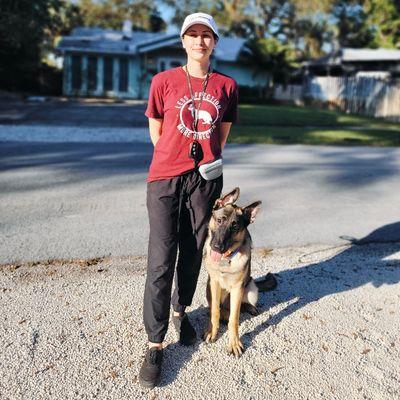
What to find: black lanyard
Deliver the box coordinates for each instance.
[184,65,211,132]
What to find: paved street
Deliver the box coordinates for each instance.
[1,120,400,263]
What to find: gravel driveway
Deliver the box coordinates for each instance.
[1,244,399,399]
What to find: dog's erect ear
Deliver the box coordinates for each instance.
[213,187,240,209]
[242,201,262,225]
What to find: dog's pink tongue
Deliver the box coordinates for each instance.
[210,250,223,262]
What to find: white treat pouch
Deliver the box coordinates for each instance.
[198,157,223,181]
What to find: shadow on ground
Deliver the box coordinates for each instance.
[226,145,400,189]
[0,100,148,127]
[0,142,153,192]
[247,222,400,346]
[2,141,400,193]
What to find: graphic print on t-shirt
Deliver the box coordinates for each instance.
[175,91,222,140]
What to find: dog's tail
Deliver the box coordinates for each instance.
[255,273,277,292]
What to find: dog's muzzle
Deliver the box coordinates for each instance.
[210,230,233,262]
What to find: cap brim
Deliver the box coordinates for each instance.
[181,22,219,38]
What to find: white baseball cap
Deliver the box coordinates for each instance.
[180,13,219,39]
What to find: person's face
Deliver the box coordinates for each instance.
[182,24,217,62]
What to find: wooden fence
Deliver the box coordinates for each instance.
[274,76,400,122]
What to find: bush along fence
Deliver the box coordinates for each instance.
[274,76,400,122]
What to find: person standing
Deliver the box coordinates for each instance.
[139,12,238,388]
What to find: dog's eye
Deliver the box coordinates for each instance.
[231,221,237,230]
[217,218,222,224]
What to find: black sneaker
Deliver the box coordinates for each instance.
[139,347,163,389]
[172,312,197,346]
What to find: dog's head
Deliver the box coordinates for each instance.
[209,187,261,262]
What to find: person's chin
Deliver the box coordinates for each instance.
[189,51,209,61]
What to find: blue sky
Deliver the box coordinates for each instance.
[156,1,177,33]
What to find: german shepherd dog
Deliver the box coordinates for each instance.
[203,187,277,357]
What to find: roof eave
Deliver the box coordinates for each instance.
[137,34,181,53]
[56,47,136,56]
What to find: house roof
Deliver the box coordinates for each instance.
[214,37,250,62]
[342,48,400,61]
[307,48,400,66]
[57,27,249,62]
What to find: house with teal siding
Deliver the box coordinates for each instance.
[57,26,269,99]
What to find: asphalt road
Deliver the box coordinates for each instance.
[1,125,400,264]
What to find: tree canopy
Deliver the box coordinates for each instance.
[76,0,165,32]
[0,0,63,91]
[1,0,399,92]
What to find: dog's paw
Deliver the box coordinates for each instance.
[227,336,244,357]
[203,326,218,343]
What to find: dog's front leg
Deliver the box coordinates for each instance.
[227,286,244,357]
[203,279,221,343]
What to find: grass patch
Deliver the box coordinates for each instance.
[230,125,400,147]
[234,104,400,146]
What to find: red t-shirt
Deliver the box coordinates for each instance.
[145,67,238,182]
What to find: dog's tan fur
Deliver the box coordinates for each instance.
[203,188,261,357]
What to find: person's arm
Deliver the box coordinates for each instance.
[220,122,232,149]
[148,118,163,146]
[220,80,238,149]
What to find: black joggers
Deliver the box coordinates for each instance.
[143,170,223,343]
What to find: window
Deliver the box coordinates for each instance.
[147,58,157,74]
[103,57,113,91]
[158,59,182,73]
[88,56,97,91]
[119,57,129,92]
[71,55,82,90]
